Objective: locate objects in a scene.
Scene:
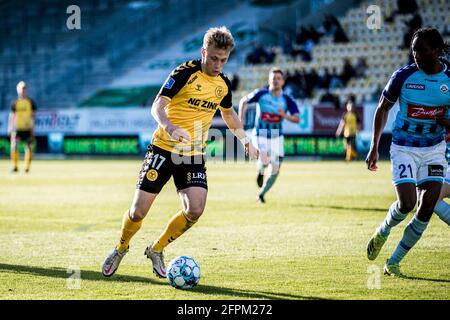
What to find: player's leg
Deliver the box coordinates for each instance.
[385,142,446,276]
[24,133,33,173]
[253,133,269,188]
[258,157,282,202]
[10,132,19,172]
[151,187,207,253]
[350,136,358,160]
[258,135,283,203]
[102,145,171,277]
[146,153,208,278]
[367,145,417,260]
[433,169,450,225]
[385,181,442,277]
[345,137,352,161]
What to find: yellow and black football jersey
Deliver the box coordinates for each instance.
[152,59,232,155]
[11,98,36,131]
[343,111,359,138]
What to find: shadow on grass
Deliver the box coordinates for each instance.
[294,204,387,213]
[0,263,327,300]
[402,275,450,283]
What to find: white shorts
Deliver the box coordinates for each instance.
[251,132,284,165]
[390,141,447,186]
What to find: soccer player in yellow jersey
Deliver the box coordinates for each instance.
[336,97,360,161]
[102,26,258,278]
[7,81,36,173]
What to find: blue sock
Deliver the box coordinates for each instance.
[388,216,428,264]
[259,173,279,197]
[377,201,409,237]
[434,200,450,226]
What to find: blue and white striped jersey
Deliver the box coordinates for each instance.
[246,88,299,137]
[383,60,450,147]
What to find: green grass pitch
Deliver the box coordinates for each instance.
[0,159,449,299]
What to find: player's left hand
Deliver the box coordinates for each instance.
[245,143,259,160]
[278,109,286,119]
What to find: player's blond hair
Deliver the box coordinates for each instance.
[16,81,26,93]
[203,26,235,51]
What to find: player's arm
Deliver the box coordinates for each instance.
[151,64,194,143]
[151,95,190,143]
[221,107,258,160]
[335,118,344,137]
[30,99,37,134]
[7,101,16,136]
[366,96,395,171]
[280,94,300,123]
[280,111,299,123]
[7,112,15,136]
[238,96,247,125]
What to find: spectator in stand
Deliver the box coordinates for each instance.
[329,67,344,89]
[229,73,240,92]
[355,57,368,78]
[281,32,294,57]
[320,89,340,109]
[266,46,278,63]
[323,14,349,43]
[246,42,270,65]
[341,58,356,85]
[402,12,423,49]
[386,0,419,23]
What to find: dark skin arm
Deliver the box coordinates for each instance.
[365,96,395,171]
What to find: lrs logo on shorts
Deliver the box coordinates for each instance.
[187,172,206,184]
[428,165,444,177]
[146,169,158,181]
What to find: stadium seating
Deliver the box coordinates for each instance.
[233,0,450,107]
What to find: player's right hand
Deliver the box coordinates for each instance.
[166,124,191,144]
[246,143,259,160]
[365,148,379,171]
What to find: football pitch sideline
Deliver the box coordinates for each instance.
[0,159,448,300]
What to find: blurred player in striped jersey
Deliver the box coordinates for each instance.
[238,68,299,204]
[366,28,450,277]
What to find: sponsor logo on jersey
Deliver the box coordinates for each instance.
[187,98,218,110]
[428,165,444,177]
[261,111,283,123]
[187,75,198,85]
[164,77,175,90]
[407,104,447,120]
[405,83,425,90]
[441,84,449,93]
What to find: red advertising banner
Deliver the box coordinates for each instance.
[313,105,364,133]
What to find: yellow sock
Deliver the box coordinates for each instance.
[25,148,32,170]
[152,211,198,253]
[117,210,142,252]
[11,150,19,169]
[345,147,352,161]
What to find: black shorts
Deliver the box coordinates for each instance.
[344,136,356,147]
[136,144,208,194]
[12,130,34,143]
